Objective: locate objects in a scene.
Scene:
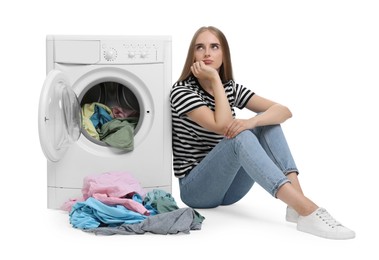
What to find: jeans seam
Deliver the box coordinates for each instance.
[260,128,286,173]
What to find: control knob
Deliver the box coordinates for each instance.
[104,48,117,61]
[128,51,136,58]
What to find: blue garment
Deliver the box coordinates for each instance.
[90,104,113,130]
[70,197,148,229]
[179,125,297,208]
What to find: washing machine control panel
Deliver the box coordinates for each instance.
[101,40,165,64]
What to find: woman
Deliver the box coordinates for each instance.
[170,26,355,239]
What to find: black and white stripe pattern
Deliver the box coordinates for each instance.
[170,76,254,178]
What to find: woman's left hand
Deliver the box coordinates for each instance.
[224,118,254,139]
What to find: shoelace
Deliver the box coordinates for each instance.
[316,208,342,228]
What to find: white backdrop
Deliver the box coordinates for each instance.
[1,0,378,259]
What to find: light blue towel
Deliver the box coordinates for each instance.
[90,104,113,131]
[70,197,147,229]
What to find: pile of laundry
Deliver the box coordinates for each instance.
[62,171,205,235]
[82,102,139,150]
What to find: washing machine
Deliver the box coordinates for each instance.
[38,35,172,209]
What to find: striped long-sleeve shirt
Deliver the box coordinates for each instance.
[170,76,254,178]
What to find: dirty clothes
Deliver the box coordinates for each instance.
[82,171,146,199]
[70,197,150,229]
[69,189,205,235]
[90,105,113,131]
[82,103,113,140]
[99,118,138,150]
[85,207,202,235]
[67,172,205,235]
[112,106,139,119]
[62,171,147,214]
[144,189,205,225]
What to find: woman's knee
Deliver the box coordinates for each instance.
[235,129,255,141]
[181,194,221,208]
[233,130,259,146]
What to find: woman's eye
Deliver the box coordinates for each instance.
[196,45,204,50]
[211,44,220,50]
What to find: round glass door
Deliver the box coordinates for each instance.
[38,70,82,161]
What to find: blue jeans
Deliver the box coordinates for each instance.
[179,125,298,208]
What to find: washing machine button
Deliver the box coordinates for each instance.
[140,51,148,58]
[128,51,136,58]
[104,48,117,61]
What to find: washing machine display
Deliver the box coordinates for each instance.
[39,35,172,209]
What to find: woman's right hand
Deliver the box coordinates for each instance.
[191,61,219,81]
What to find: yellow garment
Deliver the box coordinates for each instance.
[82,103,113,140]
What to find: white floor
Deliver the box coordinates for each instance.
[3,173,374,260]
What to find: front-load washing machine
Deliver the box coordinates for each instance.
[38,35,172,209]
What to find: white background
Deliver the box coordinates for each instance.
[1,0,378,259]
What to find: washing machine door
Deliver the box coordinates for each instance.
[38,70,82,162]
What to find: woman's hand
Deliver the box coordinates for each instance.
[191,61,218,81]
[224,118,255,139]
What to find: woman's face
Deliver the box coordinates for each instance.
[193,30,223,71]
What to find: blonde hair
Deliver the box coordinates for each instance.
[177,26,234,83]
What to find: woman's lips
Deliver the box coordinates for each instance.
[203,60,213,65]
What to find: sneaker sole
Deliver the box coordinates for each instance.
[286,216,298,223]
[297,225,356,240]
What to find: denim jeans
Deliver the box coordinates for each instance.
[179,124,298,208]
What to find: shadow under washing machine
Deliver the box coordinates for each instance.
[38,35,172,209]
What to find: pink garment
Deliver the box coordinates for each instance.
[62,171,149,215]
[92,193,149,216]
[82,171,146,199]
[112,106,139,119]
[61,198,83,212]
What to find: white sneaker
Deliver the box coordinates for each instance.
[297,207,355,239]
[286,206,299,223]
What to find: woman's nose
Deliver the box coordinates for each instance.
[204,48,210,57]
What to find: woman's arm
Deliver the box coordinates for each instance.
[187,104,233,135]
[186,61,234,135]
[224,94,292,138]
[246,94,292,126]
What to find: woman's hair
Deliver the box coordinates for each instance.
[177,26,234,83]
